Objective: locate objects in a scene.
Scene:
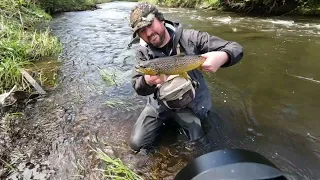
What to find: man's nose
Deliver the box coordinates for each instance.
[144,27,153,36]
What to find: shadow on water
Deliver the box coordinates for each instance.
[7,1,319,180]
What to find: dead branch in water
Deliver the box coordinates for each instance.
[286,71,320,84]
[20,69,46,95]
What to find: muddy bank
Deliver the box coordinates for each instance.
[0,93,57,179]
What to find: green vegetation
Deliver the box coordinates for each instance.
[92,148,143,180]
[144,0,320,15]
[221,0,320,15]
[104,98,135,111]
[25,58,62,89]
[0,0,62,94]
[38,0,112,14]
[142,0,219,8]
[1,0,142,178]
[98,67,118,86]
[0,0,117,94]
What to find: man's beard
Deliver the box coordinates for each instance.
[148,31,165,47]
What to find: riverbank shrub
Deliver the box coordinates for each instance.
[37,0,113,14]
[221,0,320,15]
[144,0,320,15]
[38,0,96,14]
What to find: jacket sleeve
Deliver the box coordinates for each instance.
[187,29,243,67]
[131,47,157,96]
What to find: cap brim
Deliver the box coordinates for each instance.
[132,20,153,38]
[132,30,138,38]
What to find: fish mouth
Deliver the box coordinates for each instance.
[135,68,144,73]
[135,65,144,73]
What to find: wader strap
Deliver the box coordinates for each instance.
[176,43,181,55]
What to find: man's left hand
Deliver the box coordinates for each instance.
[200,51,229,72]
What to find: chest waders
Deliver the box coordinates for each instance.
[129,39,205,152]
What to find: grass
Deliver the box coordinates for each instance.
[0,58,31,94]
[207,0,218,4]
[0,0,62,94]
[1,0,136,94]
[24,58,62,89]
[0,158,16,173]
[28,28,62,60]
[104,98,135,111]
[93,0,113,4]
[206,0,220,7]
[1,0,143,179]
[105,99,127,108]
[92,148,143,180]
[98,67,118,86]
[0,0,51,29]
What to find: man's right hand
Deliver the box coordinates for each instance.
[144,75,167,86]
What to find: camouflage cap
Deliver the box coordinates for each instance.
[129,2,164,38]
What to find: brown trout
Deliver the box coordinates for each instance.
[135,54,206,79]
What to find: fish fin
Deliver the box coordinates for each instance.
[175,53,186,57]
[179,72,189,80]
[159,74,167,82]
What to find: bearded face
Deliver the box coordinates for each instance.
[137,18,167,48]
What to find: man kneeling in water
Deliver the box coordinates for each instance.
[128,2,243,152]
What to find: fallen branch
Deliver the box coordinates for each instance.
[286,71,320,84]
[19,69,46,94]
[0,85,17,105]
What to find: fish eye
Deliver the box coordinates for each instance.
[138,61,151,68]
[138,64,146,68]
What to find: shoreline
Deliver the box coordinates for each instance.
[146,0,320,17]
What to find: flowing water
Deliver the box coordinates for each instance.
[7,1,320,179]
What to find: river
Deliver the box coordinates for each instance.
[13,1,320,179]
